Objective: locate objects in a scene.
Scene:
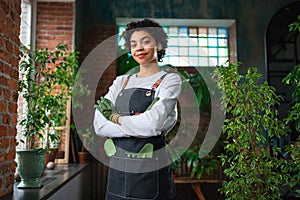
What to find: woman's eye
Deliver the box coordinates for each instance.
[130,44,136,48]
[143,40,151,45]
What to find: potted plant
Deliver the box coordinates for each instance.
[70,125,94,164]
[77,128,93,163]
[17,44,79,188]
[213,62,289,199]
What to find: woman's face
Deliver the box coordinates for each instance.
[129,30,161,65]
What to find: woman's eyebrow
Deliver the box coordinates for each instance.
[130,36,151,43]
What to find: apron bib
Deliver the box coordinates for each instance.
[105,73,176,200]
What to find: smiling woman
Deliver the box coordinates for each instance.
[94,19,181,200]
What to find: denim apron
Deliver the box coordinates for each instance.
[105,74,176,200]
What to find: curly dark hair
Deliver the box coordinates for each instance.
[122,19,168,62]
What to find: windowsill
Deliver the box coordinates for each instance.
[1,163,88,200]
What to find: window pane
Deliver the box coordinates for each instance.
[218,28,228,37]
[219,57,229,65]
[189,27,197,37]
[168,47,179,55]
[189,47,198,56]
[189,38,198,46]
[169,27,178,36]
[189,57,199,66]
[179,37,188,46]
[218,48,228,57]
[179,56,189,66]
[179,47,188,56]
[169,37,178,46]
[208,28,217,37]
[209,57,218,67]
[118,26,126,36]
[169,57,178,64]
[208,48,218,56]
[199,38,207,46]
[218,38,228,47]
[198,27,207,36]
[199,47,209,56]
[199,57,209,66]
[179,27,188,36]
[208,38,217,46]
[163,27,169,34]
[20,0,32,48]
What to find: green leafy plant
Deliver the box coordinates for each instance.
[18,44,79,150]
[178,69,211,113]
[213,62,289,199]
[282,14,300,198]
[183,146,219,179]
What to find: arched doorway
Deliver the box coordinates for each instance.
[266,1,300,143]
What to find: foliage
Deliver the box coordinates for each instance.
[169,68,217,179]
[282,14,300,198]
[178,69,211,113]
[116,47,138,76]
[213,62,289,199]
[283,64,300,131]
[18,44,79,150]
[288,14,300,32]
[183,146,219,179]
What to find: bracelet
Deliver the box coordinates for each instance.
[110,113,121,124]
[115,115,121,125]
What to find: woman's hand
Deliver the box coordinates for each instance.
[95,97,115,120]
[95,97,122,124]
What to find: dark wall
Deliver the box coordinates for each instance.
[75,0,298,79]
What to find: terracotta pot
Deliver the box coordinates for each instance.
[78,151,90,163]
[44,148,59,166]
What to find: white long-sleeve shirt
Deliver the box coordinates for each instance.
[93,70,182,138]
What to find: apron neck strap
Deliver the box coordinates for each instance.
[121,73,168,90]
[152,73,167,89]
[121,74,133,90]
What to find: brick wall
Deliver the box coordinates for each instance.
[0,0,21,197]
[36,2,74,50]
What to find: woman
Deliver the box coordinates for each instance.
[94,18,181,200]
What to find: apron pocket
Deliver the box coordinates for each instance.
[107,157,126,198]
[125,158,159,200]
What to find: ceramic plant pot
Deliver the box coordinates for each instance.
[16,149,46,188]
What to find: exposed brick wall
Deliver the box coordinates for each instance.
[36,2,74,50]
[0,0,21,197]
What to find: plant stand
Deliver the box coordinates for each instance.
[174,176,221,200]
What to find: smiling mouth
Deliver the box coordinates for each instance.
[136,53,147,59]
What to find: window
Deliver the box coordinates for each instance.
[20,0,32,48]
[117,18,235,67]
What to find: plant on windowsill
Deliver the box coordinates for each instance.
[17,44,79,188]
[213,62,289,199]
